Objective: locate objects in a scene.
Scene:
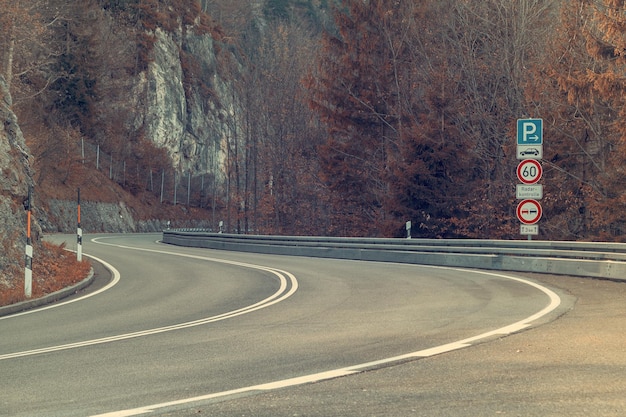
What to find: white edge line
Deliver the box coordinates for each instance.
[91,266,562,417]
[0,254,121,320]
[92,369,362,417]
[0,248,298,361]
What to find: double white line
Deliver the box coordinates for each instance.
[92,267,561,417]
[0,240,299,361]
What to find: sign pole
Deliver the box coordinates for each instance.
[77,188,82,262]
[24,186,33,298]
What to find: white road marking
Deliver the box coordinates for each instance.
[91,266,561,417]
[0,238,298,361]
[0,254,121,321]
[92,369,361,417]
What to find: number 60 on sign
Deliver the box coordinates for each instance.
[517,159,542,185]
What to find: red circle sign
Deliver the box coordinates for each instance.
[517,159,542,185]
[517,199,542,225]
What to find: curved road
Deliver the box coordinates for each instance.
[0,234,567,416]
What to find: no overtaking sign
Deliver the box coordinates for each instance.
[517,199,542,225]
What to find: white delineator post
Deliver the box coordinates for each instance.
[24,186,33,298]
[77,188,82,262]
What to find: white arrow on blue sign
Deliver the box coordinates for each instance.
[517,119,543,145]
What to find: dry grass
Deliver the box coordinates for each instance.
[0,242,91,307]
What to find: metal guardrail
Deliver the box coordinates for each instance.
[162,230,626,281]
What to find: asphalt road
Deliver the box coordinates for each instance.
[1,233,614,417]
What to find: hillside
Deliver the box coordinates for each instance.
[0,74,34,291]
[1,0,626,294]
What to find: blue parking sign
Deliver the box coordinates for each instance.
[517,119,543,145]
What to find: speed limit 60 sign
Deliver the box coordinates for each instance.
[517,159,542,185]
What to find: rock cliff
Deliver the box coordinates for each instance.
[39,25,236,234]
[0,75,36,285]
[1,21,238,241]
[135,27,233,177]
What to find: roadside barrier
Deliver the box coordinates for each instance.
[162,230,626,282]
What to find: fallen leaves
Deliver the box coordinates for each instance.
[0,241,91,307]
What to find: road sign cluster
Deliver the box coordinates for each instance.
[516,119,543,237]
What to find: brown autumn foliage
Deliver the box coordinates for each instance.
[3,0,626,251]
[306,0,626,239]
[306,0,501,237]
[307,0,414,236]
[0,242,91,307]
[522,0,626,240]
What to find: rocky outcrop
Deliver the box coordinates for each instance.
[0,75,36,286]
[32,26,237,235]
[135,27,233,178]
[1,23,239,246]
[43,200,138,233]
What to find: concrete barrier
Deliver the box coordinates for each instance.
[162,231,626,282]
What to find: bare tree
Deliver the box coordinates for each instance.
[526,0,626,239]
[251,22,325,234]
[0,0,60,101]
[434,0,557,237]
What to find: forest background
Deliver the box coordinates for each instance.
[2,0,626,241]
